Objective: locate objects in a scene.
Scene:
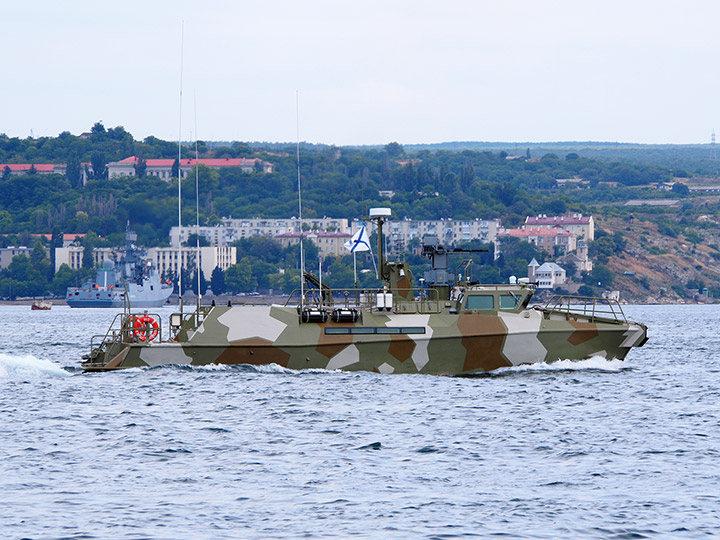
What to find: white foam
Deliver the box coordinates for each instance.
[497,355,628,373]
[0,353,70,379]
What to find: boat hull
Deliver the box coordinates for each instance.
[83,305,648,375]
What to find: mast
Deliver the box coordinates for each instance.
[194,91,201,310]
[177,21,184,312]
[296,90,304,309]
[369,207,391,281]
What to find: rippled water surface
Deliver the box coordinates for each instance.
[1,304,719,539]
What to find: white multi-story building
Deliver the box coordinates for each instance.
[350,218,501,256]
[275,231,352,258]
[54,246,235,277]
[525,214,594,242]
[54,247,116,272]
[1,247,33,269]
[147,247,236,278]
[170,217,350,248]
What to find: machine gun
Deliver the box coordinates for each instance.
[421,235,488,300]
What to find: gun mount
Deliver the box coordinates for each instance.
[421,235,488,300]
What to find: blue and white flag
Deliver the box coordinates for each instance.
[345,226,371,253]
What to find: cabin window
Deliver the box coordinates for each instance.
[465,295,494,310]
[499,294,520,310]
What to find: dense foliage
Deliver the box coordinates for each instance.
[0,124,701,297]
[0,124,682,246]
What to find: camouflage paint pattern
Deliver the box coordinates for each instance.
[83,287,648,375]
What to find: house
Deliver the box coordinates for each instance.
[528,259,566,289]
[34,233,86,248]
[525,214,594,242]
[496,227,577,255]
[556,240,593,277]
[0,163,67,177]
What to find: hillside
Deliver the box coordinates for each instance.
[595,214,720,303]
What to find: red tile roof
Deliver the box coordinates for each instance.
[118,156,263,167]
[0,163,58,172]
[498,227,574,238]
[525,215,591,225]
[34,233,87,242]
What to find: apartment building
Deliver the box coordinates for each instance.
[54,246,235,277]
[170,217,350,247]
[496,227,577,255]
[275,231,352,258]
[524,214,594,242]
[350,217,501,256]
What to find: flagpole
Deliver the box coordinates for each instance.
[353,251,357,289]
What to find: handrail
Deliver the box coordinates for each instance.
[88,312,163,361]
[284,286,443,313]
[542,295,627,323]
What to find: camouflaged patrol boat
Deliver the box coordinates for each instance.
[82,209,648,374]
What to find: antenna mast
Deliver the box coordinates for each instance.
[194,92,201,310]
[177,21,184,312]
[296,91,304,309]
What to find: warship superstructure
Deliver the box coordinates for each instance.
[66,230,173,308]
[81,209,647,374]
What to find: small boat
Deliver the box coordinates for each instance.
[81,209,648,375]
[31,300,52,310]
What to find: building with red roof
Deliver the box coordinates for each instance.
[0,163,67,176]
[107,156,273,180]
[524,213,594,241]
[497,226,577,255]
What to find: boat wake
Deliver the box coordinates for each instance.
[144,363,336,376]
[493,356,630,375]
[0,353,70,380]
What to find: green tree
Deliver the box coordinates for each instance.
[225,259,257,292]
[50,263,77,296]
[90,151,107,180]
[135,158,147,178]
[210,266,225,294]
[81,231,100,269]
[384,142,404,158]
[190,269,208,295]
[66,154,82,187]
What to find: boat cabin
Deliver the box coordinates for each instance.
[458,285,534,314]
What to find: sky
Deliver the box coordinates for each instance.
[2,0,720,146]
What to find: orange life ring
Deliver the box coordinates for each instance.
[133,315,159,342]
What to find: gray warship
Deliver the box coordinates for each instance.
[66,230,173,308]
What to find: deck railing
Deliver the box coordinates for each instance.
[88,312,163,360]
[542,295,627,323]
[284,287,443,314]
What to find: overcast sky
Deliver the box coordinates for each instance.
[2,1,719,146]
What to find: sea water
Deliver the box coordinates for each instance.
[1,304,719,539]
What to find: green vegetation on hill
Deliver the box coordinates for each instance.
[3,124,720,301]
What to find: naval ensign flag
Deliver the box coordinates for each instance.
[344,226,371,253]
[345,226,371,286]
